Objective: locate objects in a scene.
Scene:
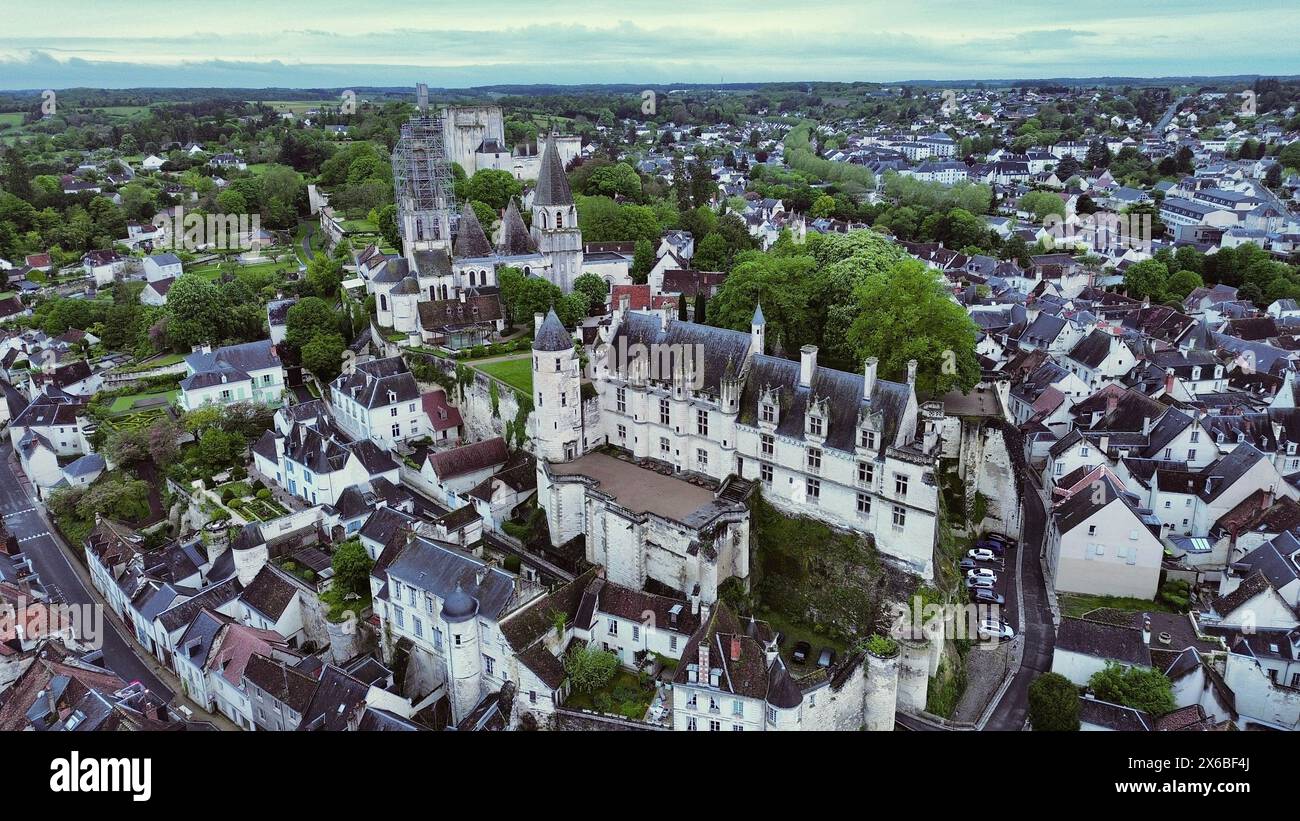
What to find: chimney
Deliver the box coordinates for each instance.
[533,312,544,333]
[906,359,918,387]
[1164,368,1175,395]
[864,357,878,400]
[618,293,630,319]
[698,641,710,686]
[1142,416,1152,435]
[1105,391,1119,415]
[799,345,817,387]
[730,635,742,662]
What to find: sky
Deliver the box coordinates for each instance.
[0,0,1298,90]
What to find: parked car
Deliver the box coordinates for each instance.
[965,576,996,590]
[817,647,837,668]
[792,641,811,664]
[978,620,1015,641]
[973,539,1006,556]
[966,568,997,581]
[967,548,996,562]
[984,531,1018,548]
[971,589,1006,606]
[959,558,978,571]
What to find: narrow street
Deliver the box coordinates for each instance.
[1,441,173,700]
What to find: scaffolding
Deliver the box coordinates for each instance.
[391,110,457,250]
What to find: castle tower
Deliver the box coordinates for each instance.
[392,101,456,258]
[530,134,583,293]
[749,304,766,361]
[441,583,482,725]
[531,309,583,462]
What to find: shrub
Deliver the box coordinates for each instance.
[1028,672,1081,731]
[593,693,613,713]
[564,646,619,693]
[256,488,272,500]
[865,634,898,658]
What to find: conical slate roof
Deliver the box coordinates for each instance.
[440,583,479,624]
[533,134,573,207]
[533,308,573,352]
[454,205,494,259]
[498,200,539,256]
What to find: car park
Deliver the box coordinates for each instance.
[959,558,978,571]
[965,576,995,590]
[973,538,1006,556]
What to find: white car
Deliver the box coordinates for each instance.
[965,576,995,590]
[967,548,996,562]
[978,620,1015,641]
[966,568,997,582]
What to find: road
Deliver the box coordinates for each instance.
[0,442,173,701]
[981,474,1053,731]
[1152,94,1188,136]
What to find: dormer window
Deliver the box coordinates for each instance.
[387,390,396,404]
[761,403,776,423]
[808,415,823,437]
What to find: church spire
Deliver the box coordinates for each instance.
[534,133,573,207]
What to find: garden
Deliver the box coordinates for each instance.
[562,646,656,721]
[475,357,533,395]
[218,481,290,522]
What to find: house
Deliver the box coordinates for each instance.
[140,155,166,172]
[420,389,464,446]
[410,437,509,509]
[178,340,284,411]
[142,253,183,282]
[1045,474,1164,600]
[140,277,174,306]
[251,413,400,507]
[81,250,126,287]
[266,298,296,346]
[329,356,425,448]
[1051,616,1153,686]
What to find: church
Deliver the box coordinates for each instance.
[530,298,945,597]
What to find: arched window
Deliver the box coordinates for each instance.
[556,210,564,229]
[539,211,547,229]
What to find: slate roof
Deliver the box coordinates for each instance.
[498,201,539,256]
[296,664,370,730]
[454,206,494,259]
[533,134,574,207]
[1056,616,1152,667]
[331,356,419,409]
[426,437,508,480]
[240,565,299,622]
[1078,697,1153,731]
[533,308,573,351]
[384,535,516,622]
[242,653,318,714]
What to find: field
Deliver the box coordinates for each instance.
[475,357,533,395]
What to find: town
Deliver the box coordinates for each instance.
[1,68,1299,736]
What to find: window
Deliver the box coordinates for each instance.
[732,699,743,717]
[608,619,618,636]
[858,461,873,486]
[617,424,627,441]
[616,387,626,413]
[392,423,400,438]
[761,463,773,485]
[392,606,405,629]
[766,705,777,725]
[670,636,678,652]
[760,433,774,457]
[808,415,823,437]
[687,716,698,731]
[432,628,443,651]
[424,594,434,615]
[732,724,744,731]
[806,478,820,502]
[484,655,495,676]
[860,429,877,450]
[761,403,775,423]
[708,697,719,714]
[390,407,398,417]
[686,693,697,709]
[1187,449,1196,461]
[412,617,423,638]
[895,474,908,497]
[1087,525,1097,536]
[892,506,906,529]
[632,625,640,641]
[1080,446,1090,458]
[697,449,708,467]
[660,437,671,457]
[806,447,821,472]
[709,720,721,732]
[697,409,709,436]
[1190,430,1200,443]
[660,399,670,425]
[857,492,871,515]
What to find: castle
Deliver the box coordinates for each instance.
[530,299,945,598]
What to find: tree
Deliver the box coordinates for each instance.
[1123,259,1170,301]
[285,297,341,352]
[1028,672,1080,731]
[305,251,343,299]
[563,645,619,693]
[331,540,373,598]
[1088,662,1175,717]
[693,232,729,271]
[631,238,654,284]
[197,427,241,473]
[572,273,609,316]
[464,169,523,211]
[693,291,707,324]
[301,332,345,382]
[1164,269,1204,301]
[165,274,225,349]
[585,162,643,200]
[1019,190,1066,222]
[847,258,980,396]
[810,194,836,219]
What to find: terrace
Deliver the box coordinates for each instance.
[548,451,717,523]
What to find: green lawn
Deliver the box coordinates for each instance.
[475,357,533,395]
[108,389,178,414]
[1059,593,1175,619]
[564,670,654,721]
